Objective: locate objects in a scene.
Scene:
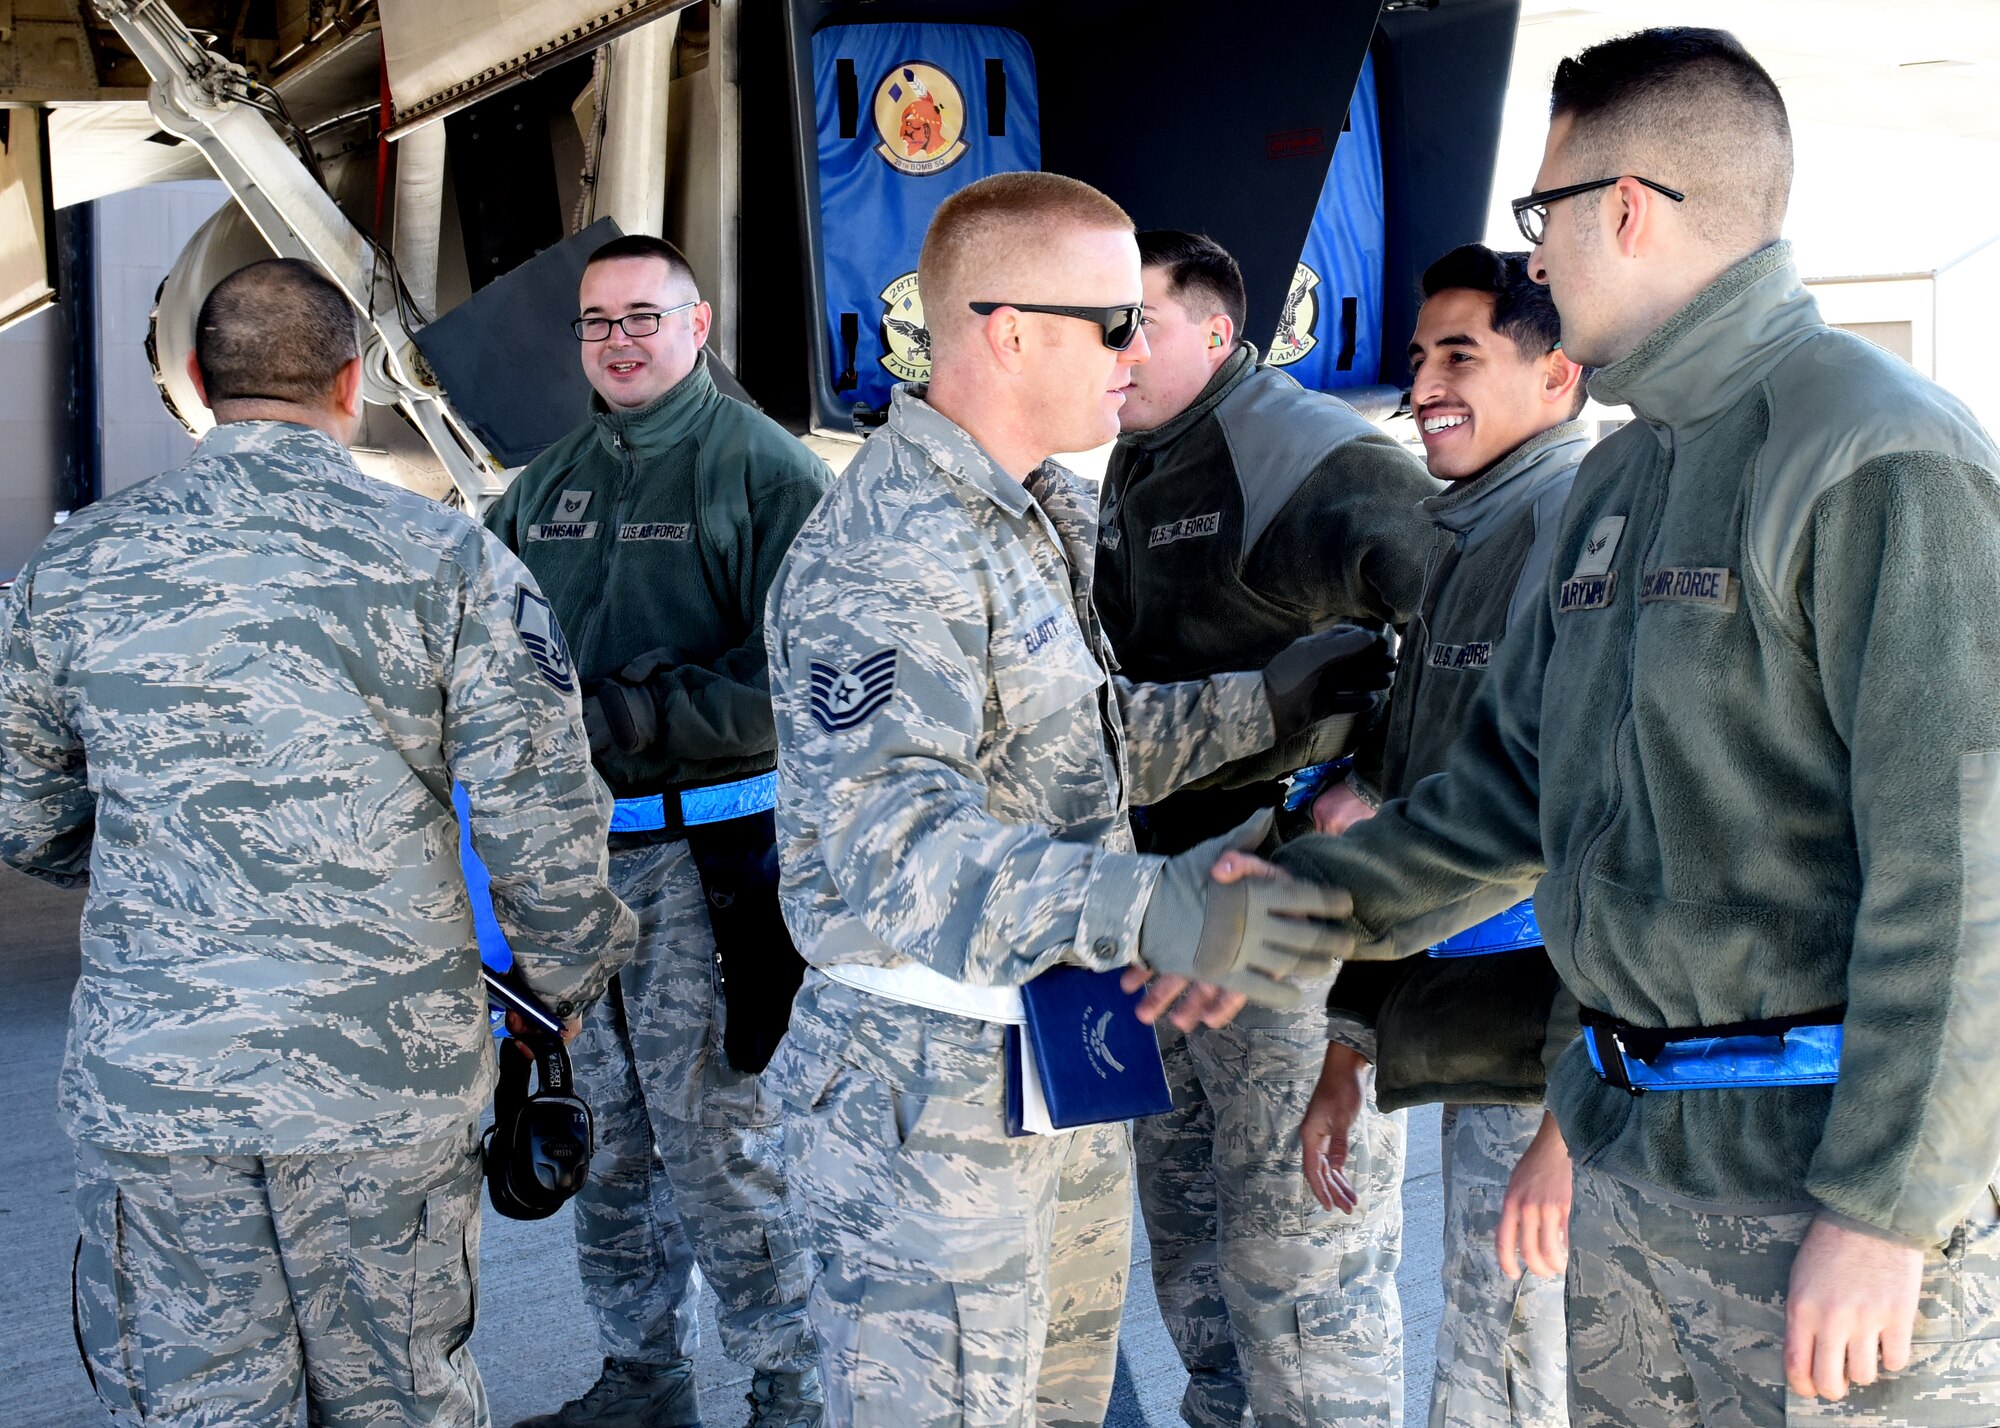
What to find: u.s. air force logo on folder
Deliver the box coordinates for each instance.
[809,650,898,733]
[513,586,575,692]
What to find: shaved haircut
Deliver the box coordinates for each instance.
[195,258,359,406]
[1551,27,1792,251]
[585,233,699,295]
[919,171,1133,350]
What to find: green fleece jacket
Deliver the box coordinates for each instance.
[487,361,830,800]
[1272,242,2000,1247]
[1095,343,1437,790]
[1332,420,1590,1110]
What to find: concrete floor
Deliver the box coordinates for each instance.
[0,864,1444,1426]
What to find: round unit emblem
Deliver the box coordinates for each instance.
[1268,262,1321,367]
[878,271,932,382]
[872,62,969,176]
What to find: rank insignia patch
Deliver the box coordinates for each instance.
[513,586,576,692]
[810,650,898,733]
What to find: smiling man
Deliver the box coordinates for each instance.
[1305,244,1588,1428]
[765,174,1358,1427]
[487,234,831,1428]
[1203,27,2000,1428]
[1093,229,1435,1428]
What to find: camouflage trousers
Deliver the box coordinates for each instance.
[1429,1104,1568,1428]
[783,1052,1132,1427]
[72,1126,486,1427]
[568,838,815,1374]
[1135,1013,1408,1428]
[1568,1163,2000,1427]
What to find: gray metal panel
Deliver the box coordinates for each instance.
[412,218,620,467]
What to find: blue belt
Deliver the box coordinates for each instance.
[1582,1009,1843,1094]
[1429,898,1540,957]
[611,771,779,835]
[1281,757,1353,812]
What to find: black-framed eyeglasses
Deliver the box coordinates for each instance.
[571,301,699,342]
[967,300,1146,352]
[1510,176,1685,245]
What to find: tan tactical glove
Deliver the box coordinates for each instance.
[1138,810,1354,1008]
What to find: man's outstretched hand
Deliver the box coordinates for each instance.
[1130,815,1350,1026]
[1784,1213,1922,1402]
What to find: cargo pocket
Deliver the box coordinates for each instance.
[408,1145,480,1402]
[73,1174,144,1422]
[821,1257,1029,1428]
[1296,1276,1404,1428]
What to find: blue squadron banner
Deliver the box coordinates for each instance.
[1269,53,1385,391]
[812,22,1041,413]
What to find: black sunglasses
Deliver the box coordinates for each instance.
[1510,176,1685,245]
[967,300,1146,351]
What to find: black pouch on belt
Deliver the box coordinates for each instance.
[684,808,808,1074]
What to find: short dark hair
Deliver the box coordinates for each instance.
[195,258,358,407]
[1421,244,1587,416]
[1549,28,1791,247]
[585,233,699,292]
[1137,230,1247,337]
[1421,245,1559,360]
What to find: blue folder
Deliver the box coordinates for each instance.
[1005,965,1174,1136]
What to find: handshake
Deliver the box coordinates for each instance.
[1125,807,1354,1031]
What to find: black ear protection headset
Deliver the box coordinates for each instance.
[479,970,593,1220]
[484,1032,593,1219]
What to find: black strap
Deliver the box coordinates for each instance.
[1336,295,1358,372]
[986,59,1006,135]
[835,312,859,393]
[1578,1003,1847,1065]
[836,59,859,138]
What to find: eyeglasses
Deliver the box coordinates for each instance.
[967,301,1146,352]
[1510,176,1685,245]
[571,301,699,342]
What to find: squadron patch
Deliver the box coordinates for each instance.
[1428,640,1492,671]
[873,63,967,176]
[1267,263,1320,367]
[1149,512,1222,547]
[878,272,932,383]
[513,586,576,692]
[1640,566,1738,611]
[810,650,898,733]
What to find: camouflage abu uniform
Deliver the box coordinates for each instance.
[764,387,1278,1427]
[0,420,635,1427]
[1096,345,1437,1428]
[486,360,831,1404]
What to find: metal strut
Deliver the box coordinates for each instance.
[92,0,509,508]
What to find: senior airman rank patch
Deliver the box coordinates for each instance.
[810,650,898,733]
[513,586,576,692]
[1640,567,1738,611]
